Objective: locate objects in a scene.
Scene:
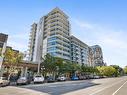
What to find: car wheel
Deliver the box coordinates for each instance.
[34,82,36,84]
[7,83,10,86]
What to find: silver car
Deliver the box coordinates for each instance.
[17,77,30,85]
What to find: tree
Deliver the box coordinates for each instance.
[97,66,116,77]
[3,48,23,78]
[40,54,57,78]
[81,65,98,75]
[111,65,119,77]
[60,61,72,74]
[54,57,64,75]
[60,61,81,77]
[4,48,23,64]
[124,66,127,74]
[41,54,82,78]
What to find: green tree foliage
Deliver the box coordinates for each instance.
[41,54,82,77]
[110,65,119,77]
[124,66,127,74]
[81,65,98,75]
[97,66,116,77]
[41,54,122,78]
[3,48,23,78]
[4,48,23,64]
[41,54,57,74]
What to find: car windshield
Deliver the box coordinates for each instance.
[19,77,27,80]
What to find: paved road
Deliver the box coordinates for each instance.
[0,76,127,95]
[21,80,97,95]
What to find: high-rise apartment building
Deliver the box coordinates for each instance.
[70,36,89,65]
[28,7,104,66]
[88,47,94,67]
[28,23,37,61]
[28,7,70,63]
[91,45,104,66]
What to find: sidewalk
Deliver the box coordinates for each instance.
[0,86,49,95]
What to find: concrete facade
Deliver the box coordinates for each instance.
[28,7,70,63]
[0,33,8,69]
[70,36,89,65]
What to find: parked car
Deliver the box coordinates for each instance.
[46,76,55,83]
[71,76,79,80]
[85,75,90,79]
[17,77,31,85]
[85,75,94,79]
[103,76,107,78]
[57,76,66,81]
[34,75,44,83]
[79,76,86,80]
[0,77,10,87]
[89,75,94,79]
[94,75,100,79]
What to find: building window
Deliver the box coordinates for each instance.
[47,47,56,52]
[48,37,56,41]
[48,41,56,46]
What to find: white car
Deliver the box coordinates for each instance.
[0,77,10,87]
[57,76,66,81]
[94,75,100,79]
[34,75,44,83]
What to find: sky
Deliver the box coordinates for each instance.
[0,0,127,67]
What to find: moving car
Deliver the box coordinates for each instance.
[57,76,66,81]
[34,75,44,83]
[0,77,10,87]
[17,77,31,85]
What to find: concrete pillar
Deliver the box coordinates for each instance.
[21,67,24,77]
[0,57,3,70]
[24,67,28,77]
[20,67,28,77]
[0,65,4,77]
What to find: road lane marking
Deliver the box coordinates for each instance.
[112,80,127,95]
[89,79,127,95]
